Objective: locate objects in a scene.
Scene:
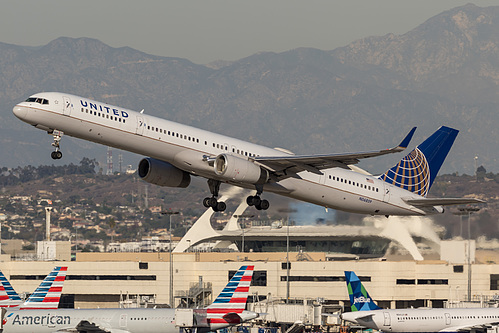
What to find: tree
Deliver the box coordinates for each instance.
[477,165,486,182]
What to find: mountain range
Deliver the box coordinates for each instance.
[0,3,497,174]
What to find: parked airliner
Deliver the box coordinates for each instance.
[342,271,499,332]
[0,267,67,309]
[13,93,482,214]
[1,265,257,333]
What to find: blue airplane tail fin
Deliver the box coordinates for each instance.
[378,126,458,197]
[344,271,381,311]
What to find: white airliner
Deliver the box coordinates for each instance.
[343,271,499,332]
[1,265,257,333]
[13,92,482,214]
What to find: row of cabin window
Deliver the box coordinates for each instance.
[328,175,379,192]
[401,316,444,320]
[143,123,258,158]
[147,125,201,144]
[212,143,257,157]
[81,108,126,123]
[452,315,499,319]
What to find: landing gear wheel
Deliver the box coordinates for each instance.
[255,201,267,210]
[258,199,270,210]
[203,197,212,208]
[215,201,226,212]
[246,195,261,207]
[208,197,218,208]
[208,199,227,212]
[51,151,62,160]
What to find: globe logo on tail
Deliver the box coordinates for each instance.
[379,148,430,197]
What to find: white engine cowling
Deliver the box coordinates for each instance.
[214,154,268,184]
[138,158,191,188]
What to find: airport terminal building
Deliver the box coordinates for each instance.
[1,247,499,313]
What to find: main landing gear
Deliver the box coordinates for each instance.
[203,181,270,212]
[50,130,64,160]
[246,185,270,210]
[203,179,227,212]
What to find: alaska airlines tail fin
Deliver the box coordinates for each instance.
[206,265,257,329]
[0,271,22,308]
[344,271,381,311]
[20,266,67,309]
[379,126,458,197]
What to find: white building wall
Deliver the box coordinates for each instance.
[0,256,498,309]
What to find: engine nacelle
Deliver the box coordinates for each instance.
[138,158,191,188]
[214,154,268,184]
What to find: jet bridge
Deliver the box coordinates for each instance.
[175,308,209,328]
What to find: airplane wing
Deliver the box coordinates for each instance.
[254,127,417,176]
[440,322,499,332]
[405,198,485,207]
[63,320,131,333]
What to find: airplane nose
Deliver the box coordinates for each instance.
[13,105,28,119]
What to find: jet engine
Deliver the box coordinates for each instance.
[214,154,268,184]
[138,158,191,188]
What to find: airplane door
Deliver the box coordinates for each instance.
[136,116,145,135]
[62,96,73,116]
[119,314,127,328]
[445,313,451,325]
[383,183,392,203]
[383,312,391,326]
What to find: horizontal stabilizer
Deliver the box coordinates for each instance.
[285,321,305,333]
[405,198,485,207]
[352,313,374,321]
[222,312,242,324]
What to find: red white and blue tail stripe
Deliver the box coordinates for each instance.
[0,271,22,308]
[206,265,254,328]
[19,266,67,309]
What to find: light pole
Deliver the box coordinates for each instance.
[458,207,480,302]
[279,208,296,304]
[474,156,478,182]
[161,210,179,307]
[233,215,254,252]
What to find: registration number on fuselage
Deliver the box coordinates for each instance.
[359,197,372,204]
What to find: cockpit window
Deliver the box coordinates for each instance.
[25,97,49,105]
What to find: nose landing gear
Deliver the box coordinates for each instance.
[50,130,64,160]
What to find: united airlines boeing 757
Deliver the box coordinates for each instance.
[13,93,482,214]
[342,271,499,332]
[1,265,257,333]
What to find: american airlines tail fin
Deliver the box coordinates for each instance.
[379,126,458,197]
[344,271,381,311]
[19,266,67,309]
[0,271,22,308]
[206,265,257,329]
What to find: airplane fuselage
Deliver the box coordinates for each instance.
[342,307,499,333]
[13,92,431,216]
[2,308,176,333]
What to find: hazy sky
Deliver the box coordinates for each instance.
[0,1,494,64]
